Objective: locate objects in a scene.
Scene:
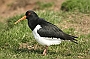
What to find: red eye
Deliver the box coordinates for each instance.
[28,13,31,16]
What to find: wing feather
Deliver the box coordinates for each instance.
[37,18,78,43]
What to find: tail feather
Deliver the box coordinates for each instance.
[65,34,78,44]
[70,35,78,44]
[72,36,78,38]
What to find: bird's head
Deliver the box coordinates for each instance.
[14,10,38,24]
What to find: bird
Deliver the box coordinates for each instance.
[14,10,78,55]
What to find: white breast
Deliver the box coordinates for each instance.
[32,25,61,46]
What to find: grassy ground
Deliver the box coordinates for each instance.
[0,10,90,59]
[61,0,90,13]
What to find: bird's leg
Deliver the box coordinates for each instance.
[43,46,48,56]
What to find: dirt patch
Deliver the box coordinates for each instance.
[0,0,65,20]
[59,12,90,35]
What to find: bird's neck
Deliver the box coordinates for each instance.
[28,17,39,31]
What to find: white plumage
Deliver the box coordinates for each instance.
[32,25,61,46]
[14,10,78,55]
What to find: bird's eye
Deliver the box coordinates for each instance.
[28,12,31,16]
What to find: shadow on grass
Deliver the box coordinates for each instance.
[14,48,57,55]
[14,48,42,54]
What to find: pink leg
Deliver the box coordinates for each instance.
[43,46,48,55]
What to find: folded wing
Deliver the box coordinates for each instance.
[37,20,78,44]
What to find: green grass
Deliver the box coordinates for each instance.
[0,11,90,59]
[61,0,90,13]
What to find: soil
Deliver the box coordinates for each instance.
[0,0,65,20]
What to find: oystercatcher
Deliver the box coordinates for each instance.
[14,10,78,55]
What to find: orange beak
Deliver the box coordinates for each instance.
[14,16,26,24]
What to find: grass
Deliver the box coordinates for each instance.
[61,0,90,13]
[0,10,90,59]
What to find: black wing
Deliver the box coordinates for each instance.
[37,19,78,43]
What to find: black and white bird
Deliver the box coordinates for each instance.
[15,10,78,55]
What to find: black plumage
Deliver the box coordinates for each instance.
[25,10,78,44]
[15,10,78,55]
[37,18,78,44]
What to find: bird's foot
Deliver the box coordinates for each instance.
[42,46,48,56]
[43,49,47,56]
